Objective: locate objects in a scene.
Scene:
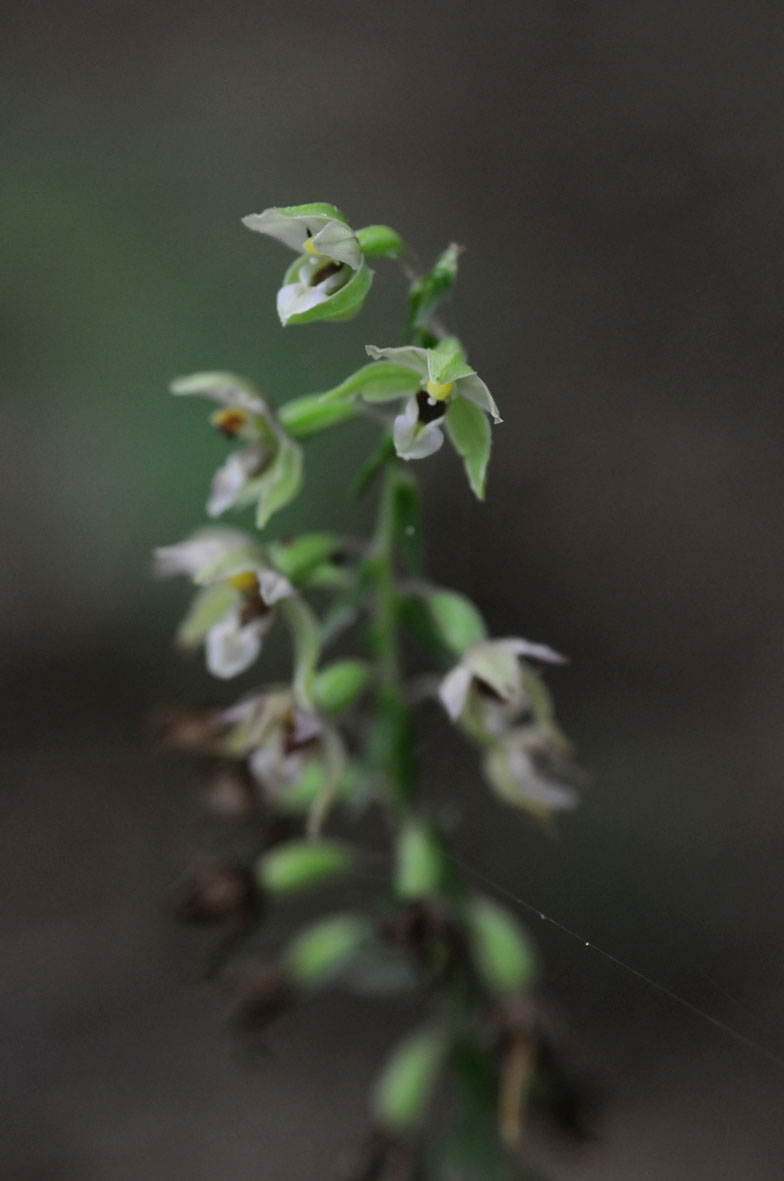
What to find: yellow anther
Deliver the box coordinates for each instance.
[425,378,454,402]
[303,236,321,257]
[212,407,247,437]
[228,571,259,595]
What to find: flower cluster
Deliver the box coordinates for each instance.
[156,202,585,1177]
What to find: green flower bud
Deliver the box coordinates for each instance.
[356,224,405,259]
[408,242,461,334]
[466,895,537,996]
[285,913,373,987]
[426,590,487,656]
[395,820,449,900]
[311,660,371,714]
[373,1025,448,1131]
[256,840,354,895]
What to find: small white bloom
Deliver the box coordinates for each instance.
[484,729,579,819]
[439,637,565,723]
[207,448,268,517]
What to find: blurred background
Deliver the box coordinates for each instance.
[3,1,784,1176]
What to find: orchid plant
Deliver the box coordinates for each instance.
[156,202,585,1179]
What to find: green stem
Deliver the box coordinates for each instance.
[370,455,416,809]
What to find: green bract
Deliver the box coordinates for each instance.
[466,895,537,996]
[242,203,374,326]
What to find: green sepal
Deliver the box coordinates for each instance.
[169,371,260,398]
[356,224,405,259]
[277,393,359,438]
[234,435,303,529]
[256,839,354,894]
[446,396,491,500]
[427,336,474,385]
[395,819,452,900]
[311,660,371,714]
[268,201,349,225]
[373,1025,449,1132]
[426,589,488,655]
[176,583,235,647]
[408,242,460,335]
[285,913,374,988]
[319,361,421,405]
[465,895,537,996]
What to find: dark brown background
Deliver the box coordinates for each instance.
[3,2,784,1176]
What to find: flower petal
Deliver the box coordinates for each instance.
[455,374,502,424]
[257,568,295,605]
[205,613,265,679]
[153,528,251,579]
[497,637,567,664]
[438,664,473,720]
[393,396,445,461]
[207,448,264,517]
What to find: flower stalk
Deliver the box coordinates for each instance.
[155,201,587,1177]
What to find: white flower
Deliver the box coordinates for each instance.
[155,530,294,679]
[366,339,500,451]
[439,637,565,728]
[483,729,579,820]
[242,203,372,326]
[169,372,303,528]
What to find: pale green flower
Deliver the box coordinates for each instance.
[483,728,579,820]
[154,529,293,680]
[170,372,303,528]
[439,637,565,735]
[242,203,372,326]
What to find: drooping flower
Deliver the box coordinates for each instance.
[482,728,580,820]
[439,637,565,739]
[169,372,303,528]
[242,203,372,326]
[153,528,294,679]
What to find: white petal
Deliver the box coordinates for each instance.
[205,613,263,679]
[207,448,263,517]
[455,374,502,423]
[497,637,567,664]
[393,397,445,461]
[276,280,327,324]
[439,665,473,720]
[153,528,250,579]
[257,568,294,605]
